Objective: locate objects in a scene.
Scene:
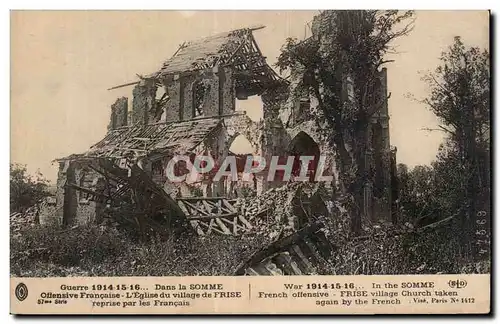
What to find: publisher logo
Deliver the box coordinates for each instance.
[15,283,28,301]
[448,279,467,289]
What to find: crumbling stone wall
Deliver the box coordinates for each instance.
[39,197,58,226]
[202,70,219,117]
[277,64,393,222]
[73,167,103,225]
[258,91,291,191]
[164,76,181,122]
[53,160,78,227]
[52,161,69,226]
[181,74,196,120]
[108,97,128,130]
[261,92,289,156]
[189,67,236,118]
[132,79,156,125]
[158,66,236,123]
[223,113,261,152]
[183,68,235,119]
[52,161,106,227]
[219,67,236,115]
[46,161,74,227]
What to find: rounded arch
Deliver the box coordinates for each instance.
[218,134,260,198]
[228,134,255,155]
[287,131,321,181]
[223,114,262,153]
[227,134,258,174]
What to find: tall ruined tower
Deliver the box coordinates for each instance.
[276,11,396,223]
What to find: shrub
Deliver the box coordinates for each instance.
[10,224,129,276]
[10,221,272,277]
[11,209,489,277]
[10,163,50,213]
[317,218,489,275]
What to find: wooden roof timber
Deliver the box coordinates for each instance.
[108,25,285,91]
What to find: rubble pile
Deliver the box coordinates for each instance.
[234,182,327,240]
[10,206,39,238]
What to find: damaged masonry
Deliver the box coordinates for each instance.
[46,23,397,276]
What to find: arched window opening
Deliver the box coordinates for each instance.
[226,135,258,196]
[229,135,255,155]
[228,135,256,174]
[193,80,209,118]
[155,86,168,122]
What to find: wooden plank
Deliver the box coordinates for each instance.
[252,263,274,276]
[220,216,247,231]
[182,200,212,217]
[245,268,260,276]
[178,196,230,201]
[190,220,205,236]
[198,220,226,235]
[65,183,110,202]
[110,184,131,199]
[220,216,236,225]
[216,200,223,215]
[233,216,238,235]
[287,246,309,274]
[291,244,314,273]
[222,199,238,213]
[187,212,238,221]
[107,80,140,91]
[207,219,215,235]
[198,220,211,235]
[202,200,215,214]
[265,262,284,276]
[204,199,217,213]
[238,215,253,229]
[308,231,334,259]
[221,205,236,216]
[215,217,232,234]
[275,252,302,275]
[300,238,322,263]
[87,163,127,186]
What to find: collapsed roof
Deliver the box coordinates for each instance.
[56,117,222,162]
[61,26,288,162]
[144,25,285,97]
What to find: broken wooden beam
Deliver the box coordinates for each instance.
[186,213,238,221]
[65,183,110,202]
[233,222,324,275]
[107,81,140,91]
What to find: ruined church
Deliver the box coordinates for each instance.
[45,22,396,234]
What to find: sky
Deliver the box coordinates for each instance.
[10,10,490,183]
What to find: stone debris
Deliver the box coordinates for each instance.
[10,206,39,238]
